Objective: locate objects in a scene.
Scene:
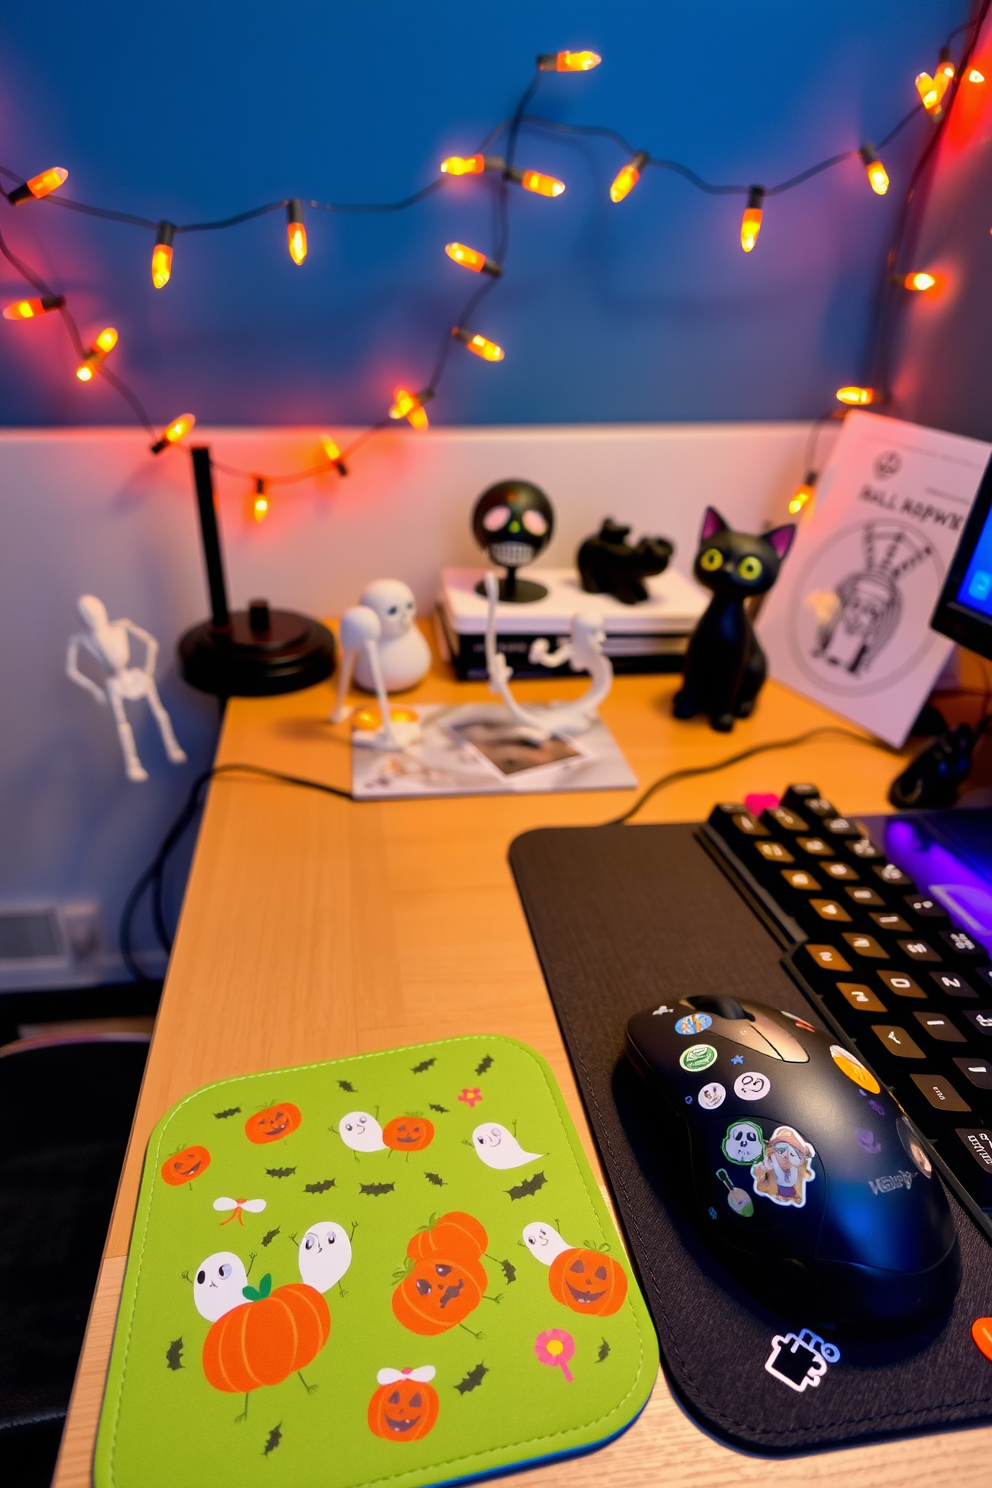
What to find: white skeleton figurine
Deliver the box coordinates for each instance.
[483,571,614,739]
[66,595,187,783]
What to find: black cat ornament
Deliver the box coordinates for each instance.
[673,507,795,732]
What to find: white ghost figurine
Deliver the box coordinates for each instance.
[522,1222,574,1265]
[471,1122,543,1170]
[329,605,421,751]
[193,1251,248,1321]
[298,1221,353,1293]
[355,579,430,692]
[339,1111,387,1152]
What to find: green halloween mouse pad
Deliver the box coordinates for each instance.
[95,1035,658,1488]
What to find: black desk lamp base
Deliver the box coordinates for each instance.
[177,446,336,698]
[179,602,336,697]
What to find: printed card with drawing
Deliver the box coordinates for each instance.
[95,1036,657,1488]
[757,410,991,745]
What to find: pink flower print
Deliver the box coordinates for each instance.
[535,1328,575,1382]
[458,1088,483,1108]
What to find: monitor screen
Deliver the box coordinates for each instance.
[931,453,992,660]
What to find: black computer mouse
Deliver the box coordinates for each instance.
[626,995,960,1332]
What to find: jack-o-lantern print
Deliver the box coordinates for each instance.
[393,1212,489,1335]
[548,1248,627,1317]
[161,1144,211,1186]
[244,1103,302,1145]
[382,1115,435,1153]
[368,1366,439,1441]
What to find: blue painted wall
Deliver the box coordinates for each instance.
[0,1,966,431]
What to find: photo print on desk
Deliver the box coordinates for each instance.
[349,704,636,799]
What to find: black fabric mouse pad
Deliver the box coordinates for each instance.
[509,822,992,1454]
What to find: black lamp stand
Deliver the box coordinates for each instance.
[177,446,336,697]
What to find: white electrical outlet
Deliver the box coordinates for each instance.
[0,901,105,990]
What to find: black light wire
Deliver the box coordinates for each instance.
[120,763,352,983]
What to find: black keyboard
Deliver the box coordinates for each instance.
[704,783,992,1242]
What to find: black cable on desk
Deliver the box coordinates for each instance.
[120,727,902,980]
[120,764,352,983]
[603,725,896,826]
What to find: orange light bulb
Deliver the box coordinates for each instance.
[455,327,504,361]
[537,50,601,72]
[150,413,196,454]
[389,387,431,429]
[916,71,943,115]
[444,241,501,277]
[286,199,307,265]
[3,293,64,320]
[610,151,648,204]
[151,222,175,288]
[75,327,118,381]
[904,271,937,291]
[288,223,307,264]
[9,166,68,204]
[252,477,269,522]
[322,436,348,475]
[519,170,565,197]
[859,143,889,195]
[440,154,485,176]
[836,386,875,406]
[446,242,485,271]
[740,186,764,252]
[151,243,173,288]
[788,473,817,516]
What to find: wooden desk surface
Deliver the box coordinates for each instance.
[54,641,992,1488]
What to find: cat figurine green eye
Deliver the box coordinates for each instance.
[673,507,795,732]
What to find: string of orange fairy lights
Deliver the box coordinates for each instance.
[0,29,987,523]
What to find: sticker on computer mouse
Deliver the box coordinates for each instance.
[675,1012,713,1035]
[897,1116,932,1177]
[751,1125,816,1208]
[716,1167,753,1216]
[722,1121,763,1164]
[679,1043,717,1073]
[733,1070,771,1101]
[830,1044,880,1094]
[698,1081,726,1110]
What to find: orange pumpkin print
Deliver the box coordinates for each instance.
[202,1276,329,1392]
[408,1211,487,1265]
[161,1145,211,1186]
[548,1248,627,1317]
[382,1116,435,1153]
[244,1103,302,1145]
[368,1367,439,1441]
[393,1212,488,1335]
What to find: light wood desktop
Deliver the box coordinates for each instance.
[54,638,992,1488]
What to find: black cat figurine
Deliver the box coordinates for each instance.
[673,507,795,732]
[577,519,674,605]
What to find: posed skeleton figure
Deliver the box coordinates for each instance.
[66,595,187,782]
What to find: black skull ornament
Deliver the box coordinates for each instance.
[472,479,555,602]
